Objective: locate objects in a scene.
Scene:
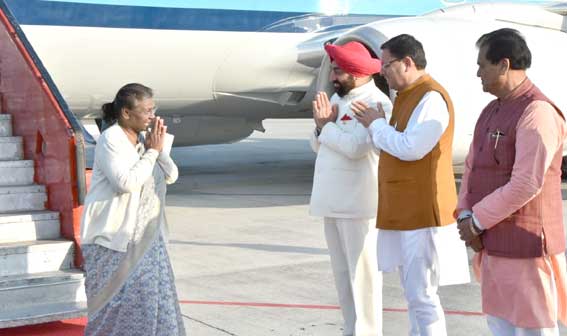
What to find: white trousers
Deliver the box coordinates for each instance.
[324,217,383,336]
[378,228,451,336]
[487,315,559,336]
[399,253,446,336]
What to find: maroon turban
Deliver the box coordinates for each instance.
[324,41,381,77]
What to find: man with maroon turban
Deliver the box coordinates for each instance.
[309,41,393,336]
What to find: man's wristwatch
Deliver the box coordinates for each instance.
[456,213,471,224]
[315,127,322,136]
[469,217,484,236]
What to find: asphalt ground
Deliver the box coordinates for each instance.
[165,119,567,336]
[5,118,564,336]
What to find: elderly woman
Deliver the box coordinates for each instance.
[80,83,185,335]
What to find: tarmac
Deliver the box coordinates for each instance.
[167,119,567,336]
[4,118,567,335]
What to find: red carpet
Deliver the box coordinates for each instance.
[0,318,86,336]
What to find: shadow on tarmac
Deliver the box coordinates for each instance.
[169,240,328,255]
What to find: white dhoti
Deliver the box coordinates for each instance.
[324,217,383,336]
[377,223,470,336]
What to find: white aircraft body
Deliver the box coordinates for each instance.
[317,3,567,163]
[4,0,567,165]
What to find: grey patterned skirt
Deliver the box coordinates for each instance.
[82,234,186,336]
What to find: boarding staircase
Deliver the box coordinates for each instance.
[0,0,88,329]
[0,114,86,328]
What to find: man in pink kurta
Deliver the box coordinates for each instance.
[456,28,567,335]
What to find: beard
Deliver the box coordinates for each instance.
[333,77,356,97]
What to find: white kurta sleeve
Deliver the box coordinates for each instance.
[318,122,375,160]
[309,128,321,153]
[317,92,392,160]
[97,137,159,194]
[368,91,448,161]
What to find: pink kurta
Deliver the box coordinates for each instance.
[458,99,567,328]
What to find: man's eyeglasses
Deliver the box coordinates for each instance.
[382,58,403,70]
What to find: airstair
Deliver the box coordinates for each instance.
[0,1,88,328]
[0,115,86,328]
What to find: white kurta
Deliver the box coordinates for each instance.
[309,80,392,336]
[368,91,469,285]
[309,80,393,219]
[368,90,470,336]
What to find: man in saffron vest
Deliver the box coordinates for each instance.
[352,34,470,336]
[456,28,567,335]
[309,41,393,336]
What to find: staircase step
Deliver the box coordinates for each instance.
[0,136,23,161]
[0,114,12,137]
[0,185,46,212]
[0,240,74,277]
[0,270,85,312]
[0,269,83,287]
[0,160,34,186]
[0,301,86,329]
[0,210,60,243]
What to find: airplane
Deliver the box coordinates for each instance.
[3,0,566,166]
[316,1,567,164]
